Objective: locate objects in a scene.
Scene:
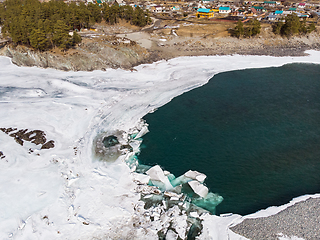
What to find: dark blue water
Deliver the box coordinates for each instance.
[138,63,320,215]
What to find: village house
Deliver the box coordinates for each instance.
[231,7,246,18]
[252,6,266,12]
[264,1,277,7]
[197,8,215,18]
[274,10,283,15]
[266,13,280,21]
[151,5,163,13]
[219,6,231,14]
[288,7,297,13]
[295,11,309,18]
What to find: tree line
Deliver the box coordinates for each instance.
[231,14,316,38]
[272,14,316,36]
[0,0,151,51]
[102,4,151,27]
[232,19,261,38]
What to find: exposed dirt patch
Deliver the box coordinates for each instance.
[0,127,55,150]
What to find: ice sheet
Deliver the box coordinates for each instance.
[0,51,320,239]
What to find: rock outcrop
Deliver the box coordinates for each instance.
[0,38,152,71]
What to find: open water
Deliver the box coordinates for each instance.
[138,63,320,215]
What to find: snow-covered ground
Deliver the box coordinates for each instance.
[1,51,320,239]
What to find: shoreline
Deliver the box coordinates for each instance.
[113,51,320,240]
[229,194,320,240]
[1,52,320,239]
[1,28,320,72]
[93,51,320,239]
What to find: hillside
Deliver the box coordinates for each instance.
[1,18,320,71]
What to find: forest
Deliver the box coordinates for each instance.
[0,0,151,50]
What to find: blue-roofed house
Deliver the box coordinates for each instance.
[264,1,277,7]
[275,10,283,15]
[197,8,214,18]
[219,7,231,14]
[266,13,278,21]
[252,6,266,12]
[295,12,309,18]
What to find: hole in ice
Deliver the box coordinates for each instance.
[93,131,126,162]
[102,135,119,147]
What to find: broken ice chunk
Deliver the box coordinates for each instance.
[164,191,183,200]
[172,174,199,188]
[170,175,191,187]
[146,165,173,191]
[192,192,223,214]
[166,173,176,182]
[142,194,164,209]
[146,165,172,190]
[190,211,200,218]
[163,170,176,182]
[131,172,150,185]
[187,181,208,198]
[184,170,206,183]
[129,139,142,152]
[171,185,182,194]
[166,229,179,240]
[170,170,206,187]
[134,126,149,139]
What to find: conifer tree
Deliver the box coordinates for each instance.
[132,6,149,27]
[52,20,72,49]
[282,14,300,36]
[72,31,81,45]
[234,20,244,38]
[78,2,90,29]
[272,20,284,35]
[251,19,261,36]
[30,28,49,50]
[0,5,5,25]
[307,22,316,33]
[87,3,102,24]
[122,5,133,22]
[102,3,110,23]
[109,4,120,24]
[299,18,307,34]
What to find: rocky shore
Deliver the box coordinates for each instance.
[0,38,151,71]
[230,197,320,240]
[1,22,320,71]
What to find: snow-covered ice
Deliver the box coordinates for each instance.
[1,51,320,239]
